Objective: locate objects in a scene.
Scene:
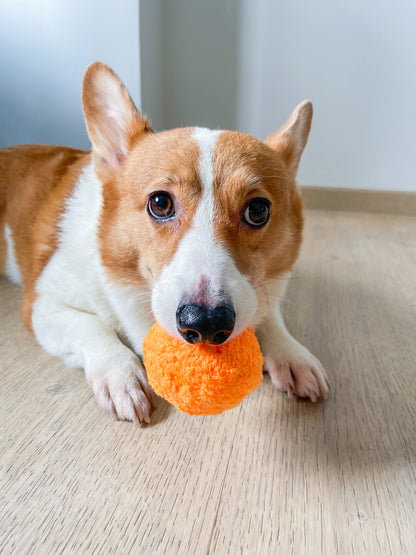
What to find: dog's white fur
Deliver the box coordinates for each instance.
[4,224,21,284]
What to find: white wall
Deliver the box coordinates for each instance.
[140,0,164,131]
[140,0,240,133]
[237,0,416,191]
[141,0,416,192]
[0,0,141,149]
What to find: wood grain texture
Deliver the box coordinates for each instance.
[1,210,415,554]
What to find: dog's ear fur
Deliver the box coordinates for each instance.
[264,100,313,177]
[82,62,152,174]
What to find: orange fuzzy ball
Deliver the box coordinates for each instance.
[142,323,263,415]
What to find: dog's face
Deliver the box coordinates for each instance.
[83,63,311,344]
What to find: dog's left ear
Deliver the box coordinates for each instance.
[264,100,313,177]
[82,62,153,174]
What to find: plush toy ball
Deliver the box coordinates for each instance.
[142,323,263,415]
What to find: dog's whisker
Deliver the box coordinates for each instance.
[254,280,296,307]
[258,175,287,179]
[273,296,296,306]
[260,282,271,312]
[254,281,289,290]
[263,274,296,282]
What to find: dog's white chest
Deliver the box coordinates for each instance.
[35,163,118,329]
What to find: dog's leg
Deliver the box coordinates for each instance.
[256,278,329,402]
[32,294,155,422]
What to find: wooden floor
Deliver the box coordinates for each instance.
[1,209,415,554]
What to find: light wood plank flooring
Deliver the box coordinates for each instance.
[1,209,415,554]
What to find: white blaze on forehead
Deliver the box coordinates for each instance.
[192,127,221,180]
[191,127,222,235]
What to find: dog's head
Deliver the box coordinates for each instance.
[83,62,311,344]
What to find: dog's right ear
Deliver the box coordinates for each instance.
[82,62,152,174]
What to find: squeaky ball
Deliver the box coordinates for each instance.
[142,323,264,415]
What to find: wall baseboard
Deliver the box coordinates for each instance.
[300,186,416,216]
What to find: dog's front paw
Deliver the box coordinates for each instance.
[86,351,155,422]
[264,347,329,402]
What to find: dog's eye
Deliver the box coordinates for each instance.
[147,191,175,221]
[242,197,271,227]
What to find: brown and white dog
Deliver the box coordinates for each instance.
[0,62,329,422]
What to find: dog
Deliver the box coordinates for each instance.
[0,62,329,422]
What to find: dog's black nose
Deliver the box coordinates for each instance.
[176,303,236,345]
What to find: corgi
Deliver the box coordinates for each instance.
[0,62,329,422]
